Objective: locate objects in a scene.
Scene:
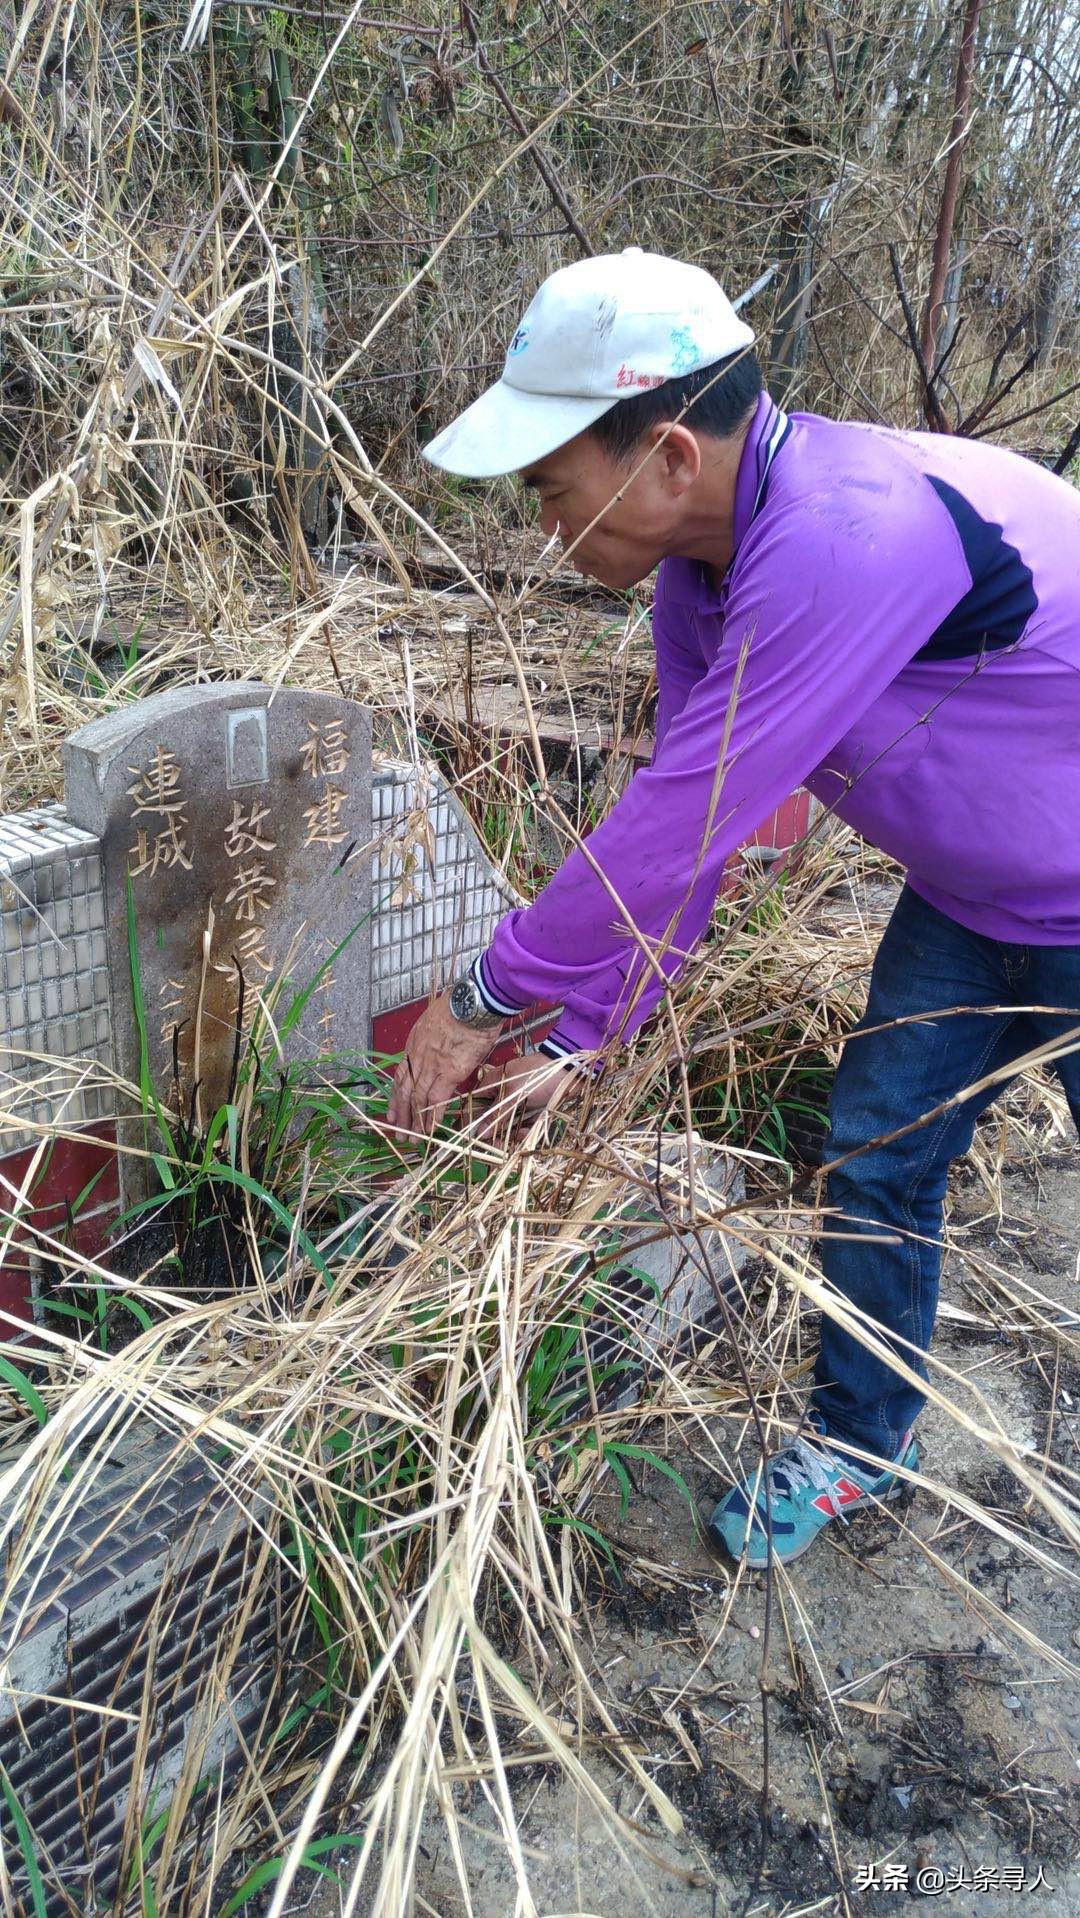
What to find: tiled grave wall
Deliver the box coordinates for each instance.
[0,805,113,1147]
[371,761,518,1017]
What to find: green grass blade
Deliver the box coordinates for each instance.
[114,1293,155,1332]
[604,1448,634,1515]
[606,1443,695,1512]
[67,1159,113,1217]
[216,1834,366,1915]
[541,1513,616,1566]
[276,905,375,1042]
[273,1683,332,1745]
[207,1166,334,1289]
[0,1764,48,1918]
[0,1354,49,1427]
[150,1151,176,1191]
[40,1300,96,1327]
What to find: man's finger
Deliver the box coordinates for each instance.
[468,1054,557,1142]
[476,1055,564,1104]
[473,1062,504,1098]
[411,1074,446,1137]
[472,1074,511,1143]
[386,1058,420,1137]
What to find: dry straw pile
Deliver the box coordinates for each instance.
[1,0,1078,1910]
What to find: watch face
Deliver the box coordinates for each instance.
[450,978,478,1022]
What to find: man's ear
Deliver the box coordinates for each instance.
[646,421,701,495]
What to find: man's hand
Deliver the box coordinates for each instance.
[385,992,501,1139]
[471,1049,573,1140]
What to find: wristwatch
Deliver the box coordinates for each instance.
[448,973,506,1030]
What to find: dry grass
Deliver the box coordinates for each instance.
[1,0,1078,1908]
[1,765,1078,1911]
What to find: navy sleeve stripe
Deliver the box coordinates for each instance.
[917,475,1038,661]
[537,1031,600,1073]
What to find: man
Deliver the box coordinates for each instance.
[385,247,1080,1567]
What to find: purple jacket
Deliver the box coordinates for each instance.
[472,393,1080,1057]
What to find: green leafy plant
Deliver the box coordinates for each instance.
[108,883,399,1338]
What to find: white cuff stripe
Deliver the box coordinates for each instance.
[470,953,524,1019]
[538,1032,598,1072]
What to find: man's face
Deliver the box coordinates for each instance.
[520,425,693,591]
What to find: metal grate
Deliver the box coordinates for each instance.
[0,766,518,1152]
[0,1433,283,1908]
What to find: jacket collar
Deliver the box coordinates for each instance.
[658,391,790,609]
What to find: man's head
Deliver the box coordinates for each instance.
[424,248,763,589]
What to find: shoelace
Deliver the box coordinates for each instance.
[764,1434,860,1522]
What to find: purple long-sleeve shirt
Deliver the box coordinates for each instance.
[472,392,1080,1057]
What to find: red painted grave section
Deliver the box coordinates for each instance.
[0,1130,120,1331]
[748,790,812,851]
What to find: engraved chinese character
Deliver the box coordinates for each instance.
[235,923,273,974]
[127,745,184,817]
[225,862,277,922]
[223,799,275,860]
[129,824,193,879]
[302,785,347,849]
[126,746,192,876]
[301,719,350,779]
[314,961,336,1042]
[158,976,185,1047]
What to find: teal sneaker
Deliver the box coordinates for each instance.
[708,1426,917,1568]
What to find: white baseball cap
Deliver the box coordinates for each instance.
[422,247,755,479]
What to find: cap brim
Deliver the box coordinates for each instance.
[422,378,616,479]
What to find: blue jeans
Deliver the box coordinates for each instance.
[813,885,1080,1465]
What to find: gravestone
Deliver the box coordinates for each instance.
[64,684,372,1151]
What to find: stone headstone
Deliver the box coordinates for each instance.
[64,684,372,1139]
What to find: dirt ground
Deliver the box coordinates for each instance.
[300,1154,1080,1918]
